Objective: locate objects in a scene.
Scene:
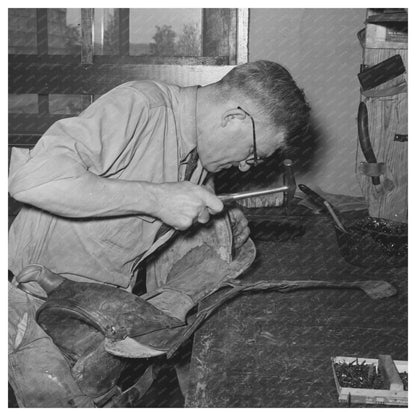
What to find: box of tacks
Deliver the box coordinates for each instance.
[331,355,408,406]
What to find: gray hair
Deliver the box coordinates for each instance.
[218,60,310,152]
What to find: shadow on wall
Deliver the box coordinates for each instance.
[293,114,323,175]
[248,9,366,196]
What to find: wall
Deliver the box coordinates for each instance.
[249,8,366,196]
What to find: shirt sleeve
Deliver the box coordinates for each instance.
[9,84,150,196]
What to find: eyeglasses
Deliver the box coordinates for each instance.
[237,106,266,167]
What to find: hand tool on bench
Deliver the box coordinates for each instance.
[298,184,349,233]
[298,184,407,267]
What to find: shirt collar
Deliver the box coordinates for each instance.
[177,85,199,163]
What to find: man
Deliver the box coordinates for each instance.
[8,60,310,407]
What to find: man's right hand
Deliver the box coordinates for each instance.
[152,181,224,231]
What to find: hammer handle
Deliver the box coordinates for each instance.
[218,186,289,204]
[283,159,296,207]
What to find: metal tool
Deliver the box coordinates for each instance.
[218,159,296,207]
[298,184,349,233]
[283,159,296,210]
[218,185,289,204]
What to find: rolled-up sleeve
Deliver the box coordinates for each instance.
[9,84,149,199]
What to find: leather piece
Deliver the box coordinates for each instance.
[71,341,127,398]
[36,280,185,342]
[145,210,234,292]
[108,238,257,357]
[358,161,386,177]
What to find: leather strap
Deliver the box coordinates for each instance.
[361,80,407,98]
[102,364,157,407]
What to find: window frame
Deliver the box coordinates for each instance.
[8,8,249,148]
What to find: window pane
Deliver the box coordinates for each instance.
[129,9,202,56]
[8,94,38,113]
[203,9,235,59]
[49,94,87,115]
[94,9,120,55]
[48,9,81,55]
[9,9,37,54]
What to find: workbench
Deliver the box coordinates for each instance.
[185,210,407,408]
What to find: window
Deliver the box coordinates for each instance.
[9,8,248,148]
[94,9,119,55]
[47,8,82,55]
[129,9,203,57]
[9,9,37,54]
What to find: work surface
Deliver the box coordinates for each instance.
[185,212,408,408]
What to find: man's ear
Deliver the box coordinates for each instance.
[238,160,251,172]
[220,108,246,127]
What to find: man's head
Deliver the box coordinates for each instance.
[196,60,310,173]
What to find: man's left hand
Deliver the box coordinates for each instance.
[228,207,250,249]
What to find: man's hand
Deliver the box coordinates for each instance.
[228,207,250,249]
[152,181,224,231]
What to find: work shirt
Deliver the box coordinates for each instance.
[8,81,207,289]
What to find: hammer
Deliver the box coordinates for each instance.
[152,160,296,247]
[218,159,296,208]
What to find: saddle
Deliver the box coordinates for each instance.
[15,213,257,404]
